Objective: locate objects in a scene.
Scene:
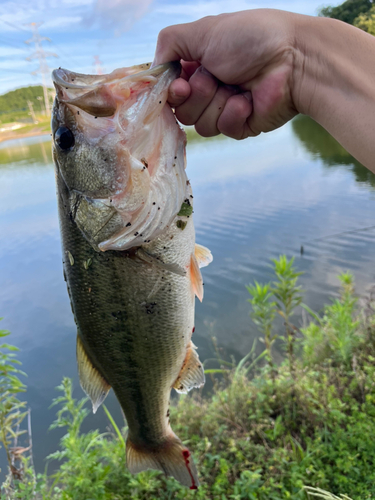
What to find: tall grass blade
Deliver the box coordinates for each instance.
[235,340,257,376]
[103,404,126,450]
[304,486,353,500]
[301,304,323,325]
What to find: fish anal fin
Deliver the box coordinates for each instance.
[173,341,205,394]
[126,433,199,489]
[195,243,213,269]
[77,335,111,413]
[190,253,204,302]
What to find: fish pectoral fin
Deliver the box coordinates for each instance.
[190,253,204,302]
[194,243,213,269]
[77,335,111,414]
[127,433,199,489]
[173,341,205,394]
[136,248,186,276]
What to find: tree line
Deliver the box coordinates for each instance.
[0,85,54,124]
[320,0,375,34]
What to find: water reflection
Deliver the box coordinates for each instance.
[291,115,375,188]
[0,135,52,166]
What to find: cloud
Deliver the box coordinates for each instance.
[155,0,326,18]
[156,0,254,17]
[42,16,82,30]
[0,47,27,57]
[82,0,154,34]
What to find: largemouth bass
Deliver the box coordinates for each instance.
[51,62,212,489]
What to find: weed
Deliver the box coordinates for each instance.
[0,321,38,499]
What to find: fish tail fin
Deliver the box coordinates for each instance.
[126,433,199,489]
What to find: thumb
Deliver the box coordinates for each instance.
[153,19,209,66]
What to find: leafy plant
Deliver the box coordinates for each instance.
[47,378,113,500]
[271,255,303,374]
[246,282,277,371]
[0,322,40,499]
[247,256,303,374]
[302,273,359,367]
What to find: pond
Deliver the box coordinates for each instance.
[1,116,375,474]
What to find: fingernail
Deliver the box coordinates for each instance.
[199,66,212,77]
[223,84,238,94]
[242,91,252,102]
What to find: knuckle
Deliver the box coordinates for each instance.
[217,120,242,140]
[157,26,172,45]
[194,121,218,138]
[175,108,196,126]
[190,75,216,99]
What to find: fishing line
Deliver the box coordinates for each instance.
[300,225,375,255]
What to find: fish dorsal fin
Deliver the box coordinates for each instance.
[194,243,213,269]
[190,253,204,302]
[77,335,111,413]
[173,341,205,394]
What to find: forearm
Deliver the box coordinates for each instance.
[293,15,375,170]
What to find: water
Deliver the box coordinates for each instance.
[1,117,375,474]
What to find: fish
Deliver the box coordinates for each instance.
[51,61,212,489]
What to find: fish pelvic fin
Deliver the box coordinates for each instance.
[173,341,205,394]
[76,335,111,413]
[190,253,204,302]
[126,434,199,489]
[195,243,213,269]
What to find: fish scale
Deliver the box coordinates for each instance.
[52,61,212,488]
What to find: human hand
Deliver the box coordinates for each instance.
[153,9,302,139]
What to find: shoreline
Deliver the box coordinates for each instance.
[0,128,51,144]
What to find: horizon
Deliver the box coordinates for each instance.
[0,0,339,96]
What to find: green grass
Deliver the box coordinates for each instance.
[2,257,375,498]
[184,125,228,144]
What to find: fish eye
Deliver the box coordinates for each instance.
[55,126,75,151]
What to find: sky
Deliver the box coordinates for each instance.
[0,0,340,95]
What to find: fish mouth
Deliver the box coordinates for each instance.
[52,61,181,120]
[52,61,181,93]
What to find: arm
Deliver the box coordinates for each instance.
[294,15,375,170]
[153,10,375,171]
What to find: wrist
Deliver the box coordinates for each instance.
[291,16,356,117]
[291,14,328,118]
[292,14,375,168]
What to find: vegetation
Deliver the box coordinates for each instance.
[0,86,53,125]
[319,0,375,34]
[2,257,375,498]
[319,0,373,24]
[353,5,375,33]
